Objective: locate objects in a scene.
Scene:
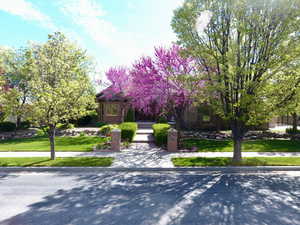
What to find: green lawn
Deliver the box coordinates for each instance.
[0,157,114,167]
[172,157,300,167]
[183,139,300,152]
[0,136,107,152]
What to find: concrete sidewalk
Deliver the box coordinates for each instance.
[1,143,300,168]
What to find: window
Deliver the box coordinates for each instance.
[105,103,119,116]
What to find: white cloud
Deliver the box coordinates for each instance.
[0,0,56,30]
[59,0,141,66]
[58,0,183,71]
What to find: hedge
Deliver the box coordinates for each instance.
[119,122,138,142]
[99,124,119,136]
[73,111,98,127]
[286,128,300,134]
[57,123,75,130]
[0,122,16,132]
[152,123,171,146]
[19,121,31,130]
[124,108,135,122]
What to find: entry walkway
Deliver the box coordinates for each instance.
[133,122,155,143]
[1,143,300,168]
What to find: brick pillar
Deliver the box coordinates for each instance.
[168,128,178,152]
[111,129,121,151]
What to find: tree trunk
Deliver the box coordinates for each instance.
[174,107,186,149]
[292,113,298,131]
[231,120,246,163]
[48,126,56,160]
[16,116,21,130]
[174,107,185,131]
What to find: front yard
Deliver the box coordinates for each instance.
[0,136,107,152]
[0,157,114,167]
[183,139,300,152]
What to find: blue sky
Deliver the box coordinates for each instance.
[0,0,184,81]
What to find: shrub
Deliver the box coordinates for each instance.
[19,121,31,130]
[36,128,47,137]
[99,124,119,136]
[74,111,98,127]
[95,138,111,150]
[152,123,171,146]
[286,128,300,134]
[0,122,16,132]
[124,108,135,122]
[95,122,106,127]
[57,123,75,130]
[79,132,86,137]
[119,122,138,142]
[156,116,168,123]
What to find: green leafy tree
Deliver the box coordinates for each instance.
[0,47,35,128]
[268,56,300,132]
[172,0,300,161]
[29,32,96,159]
[0,72,6,121]
[0,47,13,121]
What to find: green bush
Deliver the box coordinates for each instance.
[79,132,86,137]
[124,108,135,122]
[36,129,47,137]
[286,128,300,134]
[95,122,106,127]
[95,137,111,150]
[74,111,98,127]
[0,122,16,132]
[152,123,171,146]
[57,123,75,130]
[156,116,168,123]
[19,121,31,130]
[99,124,119,136]
[119,122,138,142]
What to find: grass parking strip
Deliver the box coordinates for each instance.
[172,157,300,167]
[0,157,114,167]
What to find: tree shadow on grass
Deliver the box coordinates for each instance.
[0,172,299,225]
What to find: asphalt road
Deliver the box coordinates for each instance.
[0,171,299,225]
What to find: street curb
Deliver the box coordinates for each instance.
[1,166,300,173]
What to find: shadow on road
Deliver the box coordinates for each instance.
[0,172,299,225]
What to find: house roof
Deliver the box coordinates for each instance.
[96,86,128,102]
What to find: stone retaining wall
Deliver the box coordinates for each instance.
[1,128,299,141]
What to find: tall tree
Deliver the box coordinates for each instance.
[0,47,34,128]
[172,0,300,161]
[29,32,96,160]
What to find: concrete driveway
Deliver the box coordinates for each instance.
[0,171,299,225]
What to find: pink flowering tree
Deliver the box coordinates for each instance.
[104,45,204,130]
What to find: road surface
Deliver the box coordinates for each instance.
[0,171,299,225]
